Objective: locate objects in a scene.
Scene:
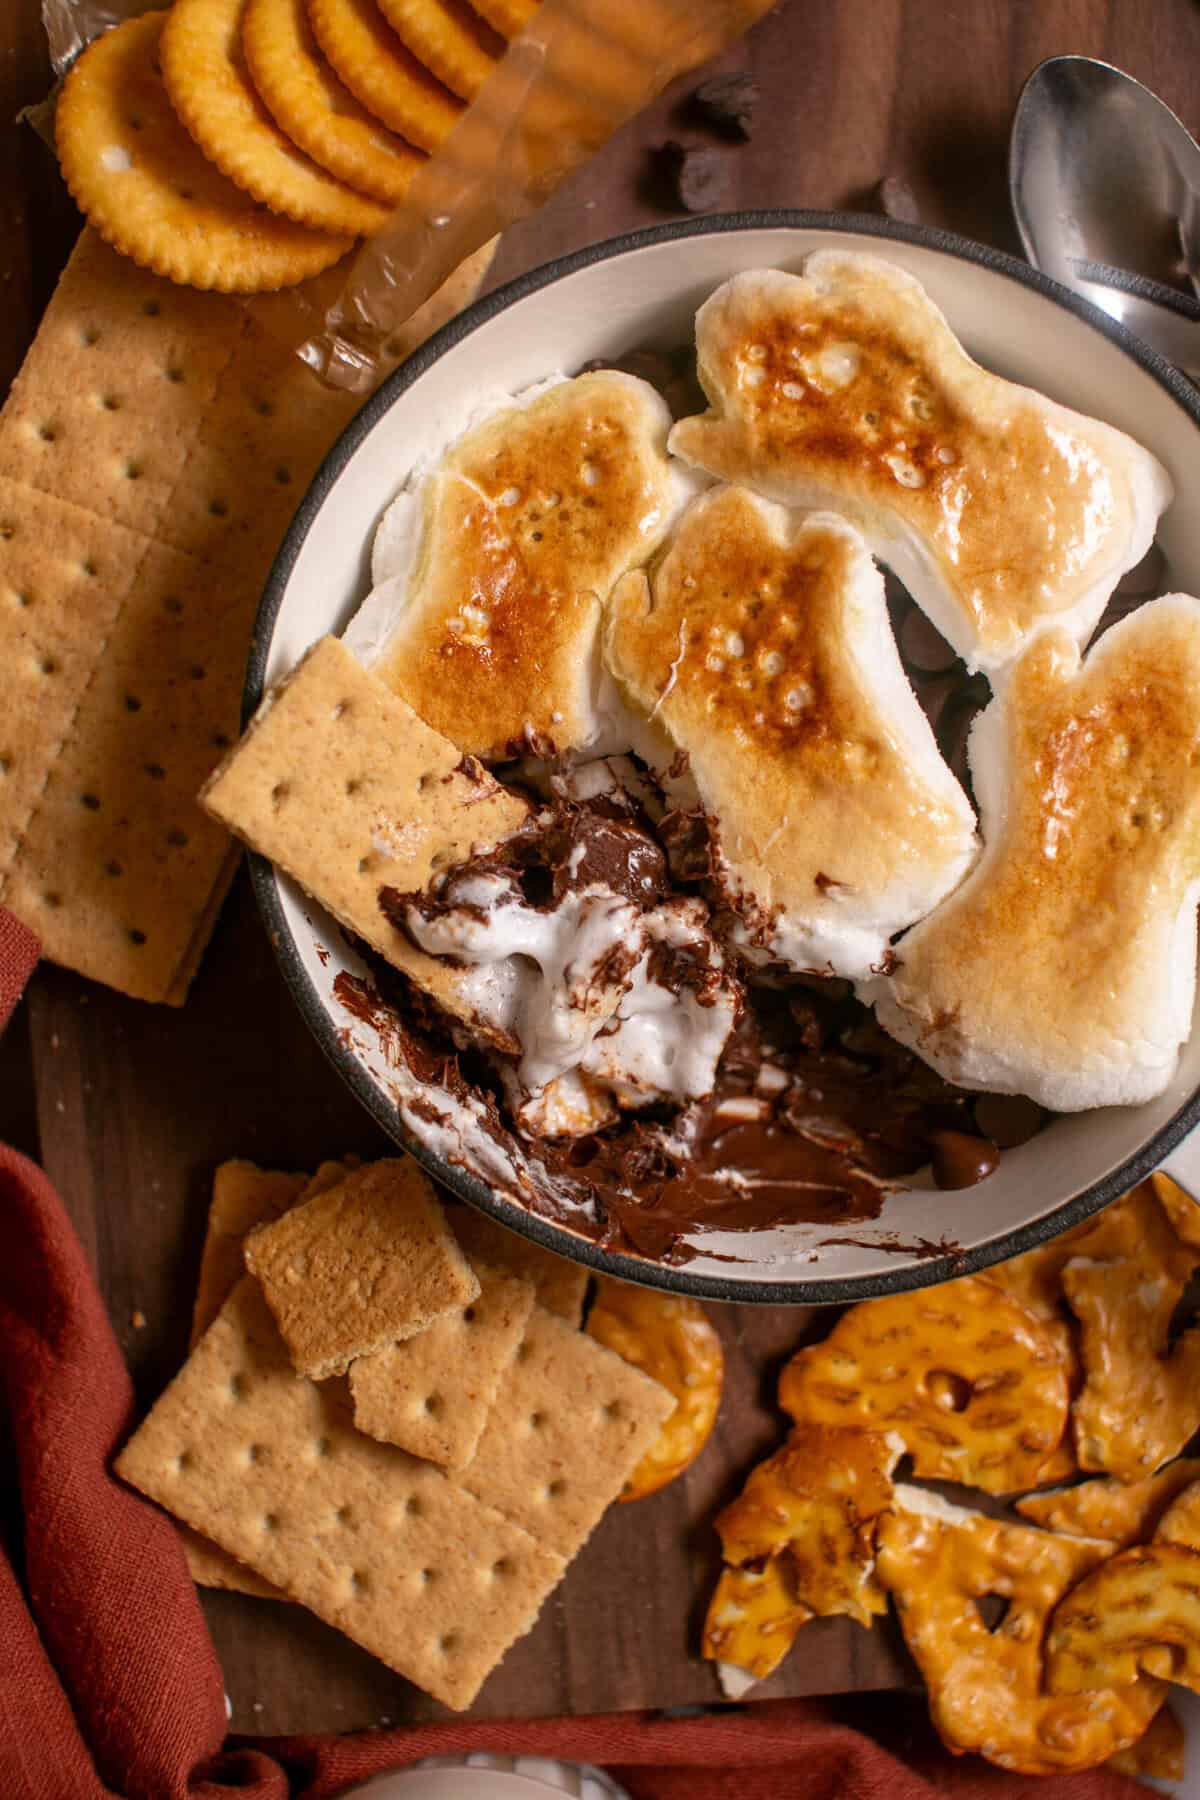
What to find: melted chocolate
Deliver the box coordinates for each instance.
[334,635,1035,1264]
[659,806,717,883]
[971,1092,1044,1149]
[545,987,977,1259]
[383,793,670,934]
[930,1129,1001,1191]
[338,946,982,1265]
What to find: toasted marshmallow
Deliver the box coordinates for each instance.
[870,595,1200,1110]
[668,256,1171,673]
[401,868,739,1131]
[346,370,696,760]
[605,486,978,981]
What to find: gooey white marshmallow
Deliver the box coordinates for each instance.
[402,873,737,1126]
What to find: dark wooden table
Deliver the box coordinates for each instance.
[5,0,1200,1740]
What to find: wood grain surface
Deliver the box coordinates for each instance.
[6,0,1200,1739]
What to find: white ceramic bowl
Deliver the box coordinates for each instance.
[248,211,1200,1304]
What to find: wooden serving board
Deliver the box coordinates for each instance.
[25,876,911,1733]
[9,0,1200,1739]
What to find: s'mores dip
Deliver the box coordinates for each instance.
[206,251,1200,1264]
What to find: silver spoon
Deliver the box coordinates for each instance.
[1010,54,1200,378]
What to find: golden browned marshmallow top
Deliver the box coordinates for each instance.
[369,372,681,758]
[873,595,1200,1109]
[606,485,977,979]
[669,256,1170,670]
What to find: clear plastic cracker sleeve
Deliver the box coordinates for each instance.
[298,0,776,393]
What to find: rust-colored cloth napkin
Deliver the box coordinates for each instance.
[0,911,1151,1799]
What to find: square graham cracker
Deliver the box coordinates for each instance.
[350,1264,535,1470]
[460,1307,676,1559]
[191,1162,309,1349]
[185,1156,357,1598]
[244,1157,479,1380]
[451,1208,590,1327]
[116,1279,566,1711]
[0,229,242,542]
[0,232,355,1001]
[0,228,359,562]
[191,1156,358,1347]
[200,635,527,1030]
[0,229,491,1003]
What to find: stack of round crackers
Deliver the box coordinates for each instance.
[56,0,530,291]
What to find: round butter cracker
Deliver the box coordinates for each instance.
[243,0,424,206]
[56,12,351,293]
[467,0,538,39]
[586,1278,722,1501]
[374,0,502,100]
[307,0,463,149]
[162,0,391,235]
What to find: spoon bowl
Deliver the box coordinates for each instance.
[1011,54,1200,371]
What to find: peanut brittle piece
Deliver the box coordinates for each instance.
[878,1489,1166,1773]
[702,1557,812,1692]
[1047,1541,1200,1697]
[1016,1461,1200,1548]
[779,1279,1069,1494]
[714,1424,900,1628]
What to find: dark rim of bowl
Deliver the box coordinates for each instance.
[246,207,1200,1306]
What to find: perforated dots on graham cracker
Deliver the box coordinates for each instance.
[0,546,257,1000]
[116,1279,566,1710]
[461,1306,677,1559]
[0,229,357,563]
[351,1263,535,1469]
[0,231,240,539]
[0,225,490,1003]
[244,1157,479,1379]
[0,231,356,1001]
[0,480,146,889]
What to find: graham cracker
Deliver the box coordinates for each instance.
[350,1263,535,1469]
[116,1278,566,1710]
[0,481,162,900]
[185,1154,357,1597]
[0,536,264,991]
[0,230,239,540]
[451,1207,590,1327]
[200,635,528,1030]
[0,232,355,1000]
[0,227,495,1003]
[460,1306,676,1559]
[244,1157,479,1379]
[180,1524,282,1600]
[191,1161,309,1347]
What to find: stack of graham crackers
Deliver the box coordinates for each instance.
[0,227,490,1004]
[117,1153,675,1710]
